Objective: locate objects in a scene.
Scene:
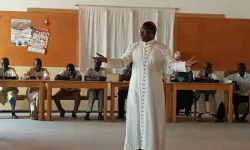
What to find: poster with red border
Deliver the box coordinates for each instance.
[27,26,49,54]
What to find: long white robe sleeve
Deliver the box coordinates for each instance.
[107,40,188,150]
[106,44,134,68]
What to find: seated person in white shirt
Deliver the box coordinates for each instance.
[223,63,250,122]
[195,62,219,122]
[21,58,50,120]
[84,59,107,120]
[54,64,82,118]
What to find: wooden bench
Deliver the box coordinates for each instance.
[10,95,116,113]
[0,95,116,113]
[16,95,26,100]
[16,95,113,100]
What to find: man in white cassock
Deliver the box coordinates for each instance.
[94,21,198,150]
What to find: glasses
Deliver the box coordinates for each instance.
[139,29,151,34]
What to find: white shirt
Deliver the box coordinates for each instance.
[196,69,219,80]
[58,69,81,79]
[223,73,250,96]
[84,67,107,78]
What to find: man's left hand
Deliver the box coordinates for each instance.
[186,57,198,67]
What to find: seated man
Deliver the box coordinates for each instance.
[195,62,219,121]
[223,63,250,122]
[171,51,194,116]
[54,64,82,118]
[117,62,132,119]
[0,57,19,119]
[21,58,50,120]
[84,59,107,120]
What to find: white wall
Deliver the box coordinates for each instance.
[0,0,250,18]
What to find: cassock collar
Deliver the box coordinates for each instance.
[237,73,247,78]
[143,39,155,46]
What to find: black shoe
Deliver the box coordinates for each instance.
[12,112,18,119]
[98,114,104,120]
[117,115,125,119]
[239,116,247,122]
[214,117,223,123]
[84,113,90,120]
[60,109,65,117]
[235,116,240,122]
[72,111,77,118]
[185,109,191,118]
[197,113,203,122]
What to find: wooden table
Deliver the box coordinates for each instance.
[0,80,45,121]
[110,82,172,122]
[172,83,234,123]
[46,81,108,121]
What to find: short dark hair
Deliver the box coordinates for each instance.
[2,57,9,62]
[34,58,42,66]
[238,62,246,68]
[34,58,42,63]
[205,62,212,68]
[67,63,75,69]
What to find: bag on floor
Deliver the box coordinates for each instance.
[177,90,194,115]
[215,102,225,121]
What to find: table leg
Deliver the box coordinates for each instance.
[169,88,173,122]
[38,83,44,121]
[249,96,250,123]
[104,85,108,121]
[46,84,52,121]
[111,84,115,121]
[172,87,177,123]
[165,86,168,122]
[224,91,229,121]
[169,87,173,122]
[194,98,197,120]
[165,85,172,122]
[42,87,45,118]
[228,88,233,123]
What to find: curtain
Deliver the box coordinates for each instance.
[79,6,175,74]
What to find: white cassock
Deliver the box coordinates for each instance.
[107,39,187,150]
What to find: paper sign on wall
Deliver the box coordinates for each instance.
[27,26,49,54]
[11,19,32,47]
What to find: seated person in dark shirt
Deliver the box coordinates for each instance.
[117,63,132,119]
[54,64,82,118]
